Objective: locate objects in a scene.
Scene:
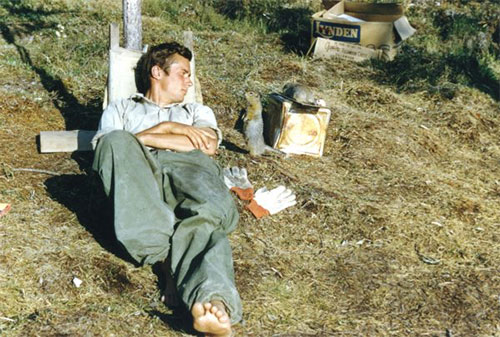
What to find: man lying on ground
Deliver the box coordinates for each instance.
[92,41,242,337]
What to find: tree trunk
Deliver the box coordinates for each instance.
[123,0,142,50]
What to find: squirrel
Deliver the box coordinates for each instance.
[244,91,286,157]
[282,83,325,107]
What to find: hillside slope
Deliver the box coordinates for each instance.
[0,0,499,336]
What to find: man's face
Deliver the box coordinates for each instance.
[159,53,192,104]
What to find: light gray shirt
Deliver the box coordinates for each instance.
[92,94,222,149]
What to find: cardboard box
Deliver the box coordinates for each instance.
[263,94,331,157]
[310,0,415,61]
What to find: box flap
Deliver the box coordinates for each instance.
[344,2,403,16]
[394,16,416,41]
[347,13,402,23]
[323,1,404,22]
[324,0,344,16]
[322,0,341,10]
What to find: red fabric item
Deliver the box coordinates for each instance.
[0,203,11,218]
[230,187,254,201]
[245,199,270,219]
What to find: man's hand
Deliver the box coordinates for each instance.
[136,122,218,155]
[158,122,217,150]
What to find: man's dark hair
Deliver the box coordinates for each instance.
[135,42,192,94]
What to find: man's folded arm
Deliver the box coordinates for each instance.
[136,123,218,155]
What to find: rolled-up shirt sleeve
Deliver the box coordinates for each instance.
[91,100,126,149]
[187,103,223,146]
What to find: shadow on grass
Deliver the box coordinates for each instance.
[221,140,248,154]
[45,169,198,335]
[371,45,500,101]
[270,6,314,55]
[146,309,199,336]
[0,2,125,262]
[44,168,139,267]
[0,1,101,131]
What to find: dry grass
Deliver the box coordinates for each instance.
[1,0,499,336]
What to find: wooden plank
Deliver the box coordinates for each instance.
[183,30,194,50]
[182,31,203,104]
[110,22,119,50]
[106,46,143,109]
[39,130,96,153]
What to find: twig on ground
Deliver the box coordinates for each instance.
[266,158,299,181]
[12,168,61,176]
[0,317,15,322]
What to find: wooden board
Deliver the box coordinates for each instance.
[181,30,202,105]
[39,130,96,153]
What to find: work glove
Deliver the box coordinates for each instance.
[223,166,254,201]
[245,185,296,219]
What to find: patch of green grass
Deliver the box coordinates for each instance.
[1,1,500,337]
[371,1,500,100]
[143,0,253,32]
[372,44,500,100]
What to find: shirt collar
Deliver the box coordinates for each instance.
[131,93,181,109]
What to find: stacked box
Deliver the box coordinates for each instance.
[311,0,416,61]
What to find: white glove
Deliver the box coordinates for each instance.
[246,185,296,218]
[223,166,254,200]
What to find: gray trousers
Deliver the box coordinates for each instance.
[92,130,242,323]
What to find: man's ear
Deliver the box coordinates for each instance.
[151,65,163,80]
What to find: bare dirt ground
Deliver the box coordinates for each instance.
[1,1,499,336]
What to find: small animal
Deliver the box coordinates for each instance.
[282,83,321,106]
[244,91,285,157]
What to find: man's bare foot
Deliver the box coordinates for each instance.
[192,301,232,337]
